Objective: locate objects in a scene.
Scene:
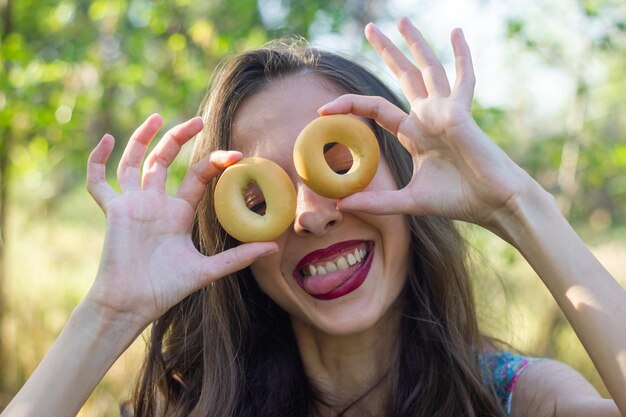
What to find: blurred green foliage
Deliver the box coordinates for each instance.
[0,0,624,354]
[0,0,360,206]
[497,0,626,226]
[2,0,625,224]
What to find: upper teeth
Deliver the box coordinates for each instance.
[303,247,368,277]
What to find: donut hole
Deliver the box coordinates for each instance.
[323,142,353,175]
[242,182,266,216]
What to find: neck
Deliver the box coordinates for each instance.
[291,308,401,416]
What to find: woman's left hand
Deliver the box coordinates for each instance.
[320,18,541,233]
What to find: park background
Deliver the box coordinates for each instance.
[1,0,625,414]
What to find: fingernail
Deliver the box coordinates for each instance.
[191,116,204,126]
[147,113,163,125]
[211,150,243,167]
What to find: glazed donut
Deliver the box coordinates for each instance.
[214,157,296,243]
[293,114,380,199]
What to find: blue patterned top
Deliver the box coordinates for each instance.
[480,350,541,416]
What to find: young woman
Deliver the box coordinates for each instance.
[2,17,625,417]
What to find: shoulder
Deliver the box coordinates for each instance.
[120,401,134,417]
[479,350,540,415]
[510,358,620,417]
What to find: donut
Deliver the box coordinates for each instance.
[293,114,380,199]
[214,157,296,242]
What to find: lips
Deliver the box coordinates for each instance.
[293,240,374,300]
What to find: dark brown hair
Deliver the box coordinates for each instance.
[131,40,505,417]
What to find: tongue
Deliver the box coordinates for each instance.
[301,272,351,296]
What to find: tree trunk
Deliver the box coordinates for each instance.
[0,131,8,397]
[556,63,589,219]
[0,0,13,396]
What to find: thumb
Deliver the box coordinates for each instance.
[191,242,279,290]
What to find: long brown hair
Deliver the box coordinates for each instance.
[131,40,504,417]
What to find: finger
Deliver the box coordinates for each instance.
[450,28,476,107]
[397,17,451,97]
[338,189,426,216]
[117,114,163,193]
[191,242,279,290]
[319,94,407,137]
[364,22,427,101]
[142,117,204,191]
[87,134,118,209]
[175,150,244,208]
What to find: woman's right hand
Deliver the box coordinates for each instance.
[85,114,277,331]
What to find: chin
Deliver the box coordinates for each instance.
[294,294,403,337]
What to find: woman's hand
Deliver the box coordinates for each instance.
[320,18,542,233]
[85,114,277,330]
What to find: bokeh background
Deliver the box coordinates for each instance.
[1,0,625,414]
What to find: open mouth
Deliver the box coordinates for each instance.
[293,240,374,300]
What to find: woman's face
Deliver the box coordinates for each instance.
[230,73,411,336]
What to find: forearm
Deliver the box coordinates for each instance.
[1,300,143,417]
[497,185,626,415]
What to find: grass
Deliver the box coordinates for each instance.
[1,187,625,414]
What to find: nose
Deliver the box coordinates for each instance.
[293,182,342,236]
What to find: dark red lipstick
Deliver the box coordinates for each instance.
[293,240,374,300]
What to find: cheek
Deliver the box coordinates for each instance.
[381,216,411,265]
[250,255,313,323]
[389,218,411,267]
[250,255,280,291]
[366,159,401,192]
[249,249,293,304]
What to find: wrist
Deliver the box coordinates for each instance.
[489,180,561,250]
[73,296,147,347]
